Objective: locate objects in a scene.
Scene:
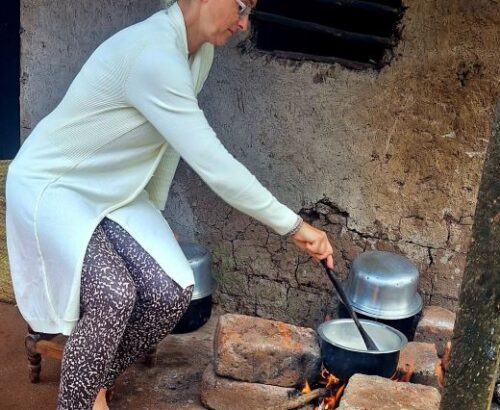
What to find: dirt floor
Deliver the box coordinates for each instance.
[0,302,218,409]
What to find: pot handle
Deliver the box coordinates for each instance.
[320,260,379,351]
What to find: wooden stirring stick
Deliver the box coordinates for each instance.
[320,260,379,351]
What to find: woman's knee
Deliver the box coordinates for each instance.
[139,278,189,313]
[98,279,137,317]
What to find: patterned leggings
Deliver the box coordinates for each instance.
[57,218,193,410]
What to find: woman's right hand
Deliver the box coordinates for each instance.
[291,221,334,269]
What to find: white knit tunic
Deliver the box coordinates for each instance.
[6,4,298,335]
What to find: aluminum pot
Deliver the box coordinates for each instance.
[337,302,421,341]
[345,251,423,320]
[172,242,215,334]
[317,319,407,381]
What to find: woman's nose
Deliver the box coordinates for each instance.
[237,15,250,32]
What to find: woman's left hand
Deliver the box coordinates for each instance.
[291,221,334,269]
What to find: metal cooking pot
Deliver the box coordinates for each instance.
[317,319,407,381]
[337,303,420,341]
[345,251,423,320]
[172,242,215,334]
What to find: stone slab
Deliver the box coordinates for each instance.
[397,342,443,389]
[337,374,441,410]
[414,306,455,357]
[214,313,321,387]
[200,363,302,410]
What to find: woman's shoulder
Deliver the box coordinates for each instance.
[99,11,181,55]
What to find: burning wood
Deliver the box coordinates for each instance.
[264,388,326,410]
[313,368,346,410]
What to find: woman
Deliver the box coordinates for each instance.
[6,0,334,409]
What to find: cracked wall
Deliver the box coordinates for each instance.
[20,0,500,328]
[164,0,499,327]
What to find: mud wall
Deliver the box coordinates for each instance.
[20,1,500,327]
[165,0,500,326]
[20,0,164,139]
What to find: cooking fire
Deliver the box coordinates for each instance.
[201,305,452,409]
[200,250,454,409]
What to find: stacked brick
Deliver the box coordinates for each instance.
[200,307,457,409]
[200,313,321,410]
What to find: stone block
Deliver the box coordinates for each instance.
[397,342,443,389]
[414,306,456,357]
[200,364,300,410]
[337,374,441,410]
[213,314,321,387]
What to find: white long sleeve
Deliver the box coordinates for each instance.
[125,45,298,235]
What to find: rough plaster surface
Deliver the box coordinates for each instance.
[20,1,500,327]
[20,0,165,139]
[165,0,500,326]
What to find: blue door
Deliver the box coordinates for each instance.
[0,0,20,159]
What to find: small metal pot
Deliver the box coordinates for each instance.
[172,242,215,334]
[317,319,407,381]
[337,302,421,341]
[345,251,423,320]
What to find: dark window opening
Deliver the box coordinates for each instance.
[1,0,21,159]
[250,0,405,69]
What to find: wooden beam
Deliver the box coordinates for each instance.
[252,11,394,49]
[312,0,401,16]
[270,50,377,70]
[35,340,64,361]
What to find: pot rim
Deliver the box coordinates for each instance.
[317,319,408,354]
[191,288,214,300]
[345,292,423,320]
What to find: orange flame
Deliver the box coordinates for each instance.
[321,368,340,388]
[313,368,345,410]
[302,380,312,394]
[394,362,414,382]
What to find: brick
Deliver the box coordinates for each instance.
[337,374,441,410]
[397,342,443,389]
[214,314,321,387]
[414,306,456,357]
[200,364,301,410]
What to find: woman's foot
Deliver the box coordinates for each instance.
[92,388,109,410]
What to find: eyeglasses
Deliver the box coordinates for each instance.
[235,0,252,17]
